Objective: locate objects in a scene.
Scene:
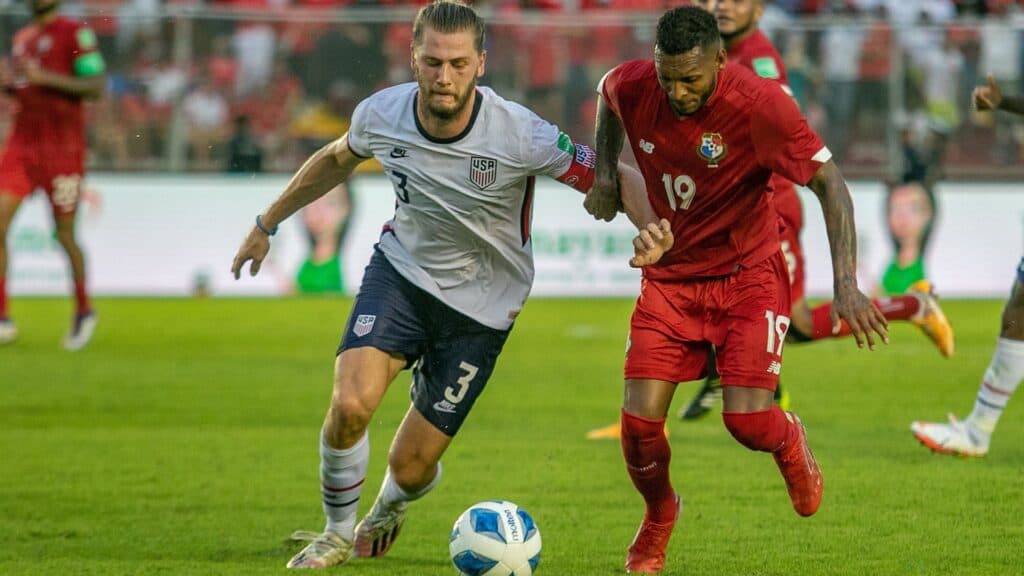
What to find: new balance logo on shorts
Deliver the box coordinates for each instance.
[433,399,458,414]
[353,315,376,337]
[766,361,782,375]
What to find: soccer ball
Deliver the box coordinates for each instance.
[449,500,542,576]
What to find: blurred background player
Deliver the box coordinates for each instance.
[231,1,670,569]
[584,7,888,572]
[911,75,1024,458]
[0,0,105,349]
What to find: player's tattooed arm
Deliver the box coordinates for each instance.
[232,134,365,279]
[585,96,626,222]
[807,161,890,350]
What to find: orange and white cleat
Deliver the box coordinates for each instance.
[773,413,823,517]
[908,280,954,358]
[911,414,989,458]
[625,494,682,574]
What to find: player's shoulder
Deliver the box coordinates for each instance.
[53,16,89,33]
[607,59,656,87]
[720,64,781,106]
[476,86,545,131]
[358,82,417,118]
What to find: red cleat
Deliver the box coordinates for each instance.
[773,413,823,517]
[625,494,682,574]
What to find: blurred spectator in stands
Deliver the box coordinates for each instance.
[117,0,161,62]
[857,4,892,160]
[235,58,303,170]
[226,114,263,173]
[921,31,965,134]
[290,79,356,153]
[308,22,385,99]
[183,76,230,169]
[821,5,863,161]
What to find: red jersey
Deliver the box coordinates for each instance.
[6,17,102,155]
[601,61,829,279]
[727,30,802,235]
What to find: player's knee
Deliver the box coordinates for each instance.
[327,391,372,440]
[722,411,777,452]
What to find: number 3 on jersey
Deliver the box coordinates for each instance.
[391,170,410,203]
[661,173,696,211]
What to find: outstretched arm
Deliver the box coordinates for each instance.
[807,160,889,349]
[974,74,1024,115]
[232,135,366,278]
[584,95,626,221]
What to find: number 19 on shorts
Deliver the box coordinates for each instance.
[765,310,791,356]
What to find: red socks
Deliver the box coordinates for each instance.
[809,295,920,339]
[621,409,676,523]
[0,276,7,319]
[722,406,791,452]
[74,280,91,316]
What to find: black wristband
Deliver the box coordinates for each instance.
[256,214,278,236]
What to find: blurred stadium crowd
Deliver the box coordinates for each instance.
[1,0,1024,177]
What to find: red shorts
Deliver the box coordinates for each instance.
[625,251,792,390]
[0,144,85,216]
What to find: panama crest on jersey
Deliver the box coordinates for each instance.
[697,132,727,168]
[469,156,498,189]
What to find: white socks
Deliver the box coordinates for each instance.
[374,462,443,511]
[966,338,1024,441]
[320,431,369,540]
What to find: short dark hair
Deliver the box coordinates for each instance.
[412,0,486,54]
[655,6,721,56]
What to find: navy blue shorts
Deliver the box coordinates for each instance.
[1017,257,1024,285]
[339,248,512,436]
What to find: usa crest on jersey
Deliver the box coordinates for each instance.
[469,156,497,189]
[697,132,727,168]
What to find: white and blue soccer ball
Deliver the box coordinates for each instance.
[449,500,542,576]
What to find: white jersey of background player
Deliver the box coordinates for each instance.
[231,1,670,570]
[350,82,580,329]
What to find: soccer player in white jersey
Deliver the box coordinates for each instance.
[230,0,671,569]
[911,75,1024,457]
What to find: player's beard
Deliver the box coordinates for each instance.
[419,77,477,121]
[718,18,754,44]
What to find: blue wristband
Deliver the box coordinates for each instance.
[256,214,278,236]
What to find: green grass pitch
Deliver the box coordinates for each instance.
[1,297,1021,575]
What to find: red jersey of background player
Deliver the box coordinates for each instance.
[727,29,803,245]
[600,60,830,279]
[6,16,100,159]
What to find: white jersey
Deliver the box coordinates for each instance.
[347,83,578,330]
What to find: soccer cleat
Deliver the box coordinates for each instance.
[678,378,722,420]
[908,280,954,358]
[286,530,353,569]
[625,494,682,574]
[0,318,17,345]
[586,421,669,440]
[911,414,989,457]
[353,500,407,558]
[63,311,97,351]
[773,413,823,517]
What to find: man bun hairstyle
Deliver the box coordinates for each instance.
[655,6,721,56]
[413,0,486,54]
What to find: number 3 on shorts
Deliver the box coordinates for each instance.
[444,361,479,405]
[51,175,82,210]
[765,310,791,356]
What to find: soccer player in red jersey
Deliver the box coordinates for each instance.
[0,0,105,349]
[583,8,888,573]
[673,0,955,420]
